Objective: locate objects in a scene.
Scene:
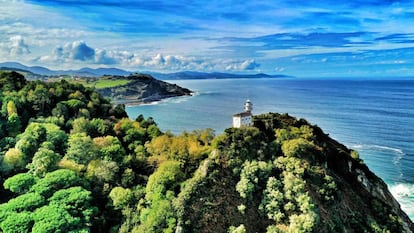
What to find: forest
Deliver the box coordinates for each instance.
[0,71,412,233]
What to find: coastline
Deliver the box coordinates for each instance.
[113,92,195,107]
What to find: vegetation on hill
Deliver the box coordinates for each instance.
[0,71,413,233]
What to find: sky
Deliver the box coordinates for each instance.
[1,0,414,77]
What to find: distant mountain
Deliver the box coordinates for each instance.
[0,62,55,75]
[0,62,131,77]
[74,67,131,76]
[148,71,291,80]
[0,62,290,79]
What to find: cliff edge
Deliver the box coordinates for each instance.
[173,113,413,233]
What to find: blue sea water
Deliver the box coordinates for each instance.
[126,78,414,219]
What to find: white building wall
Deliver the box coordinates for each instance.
[233,115,252,128]
[233,116,241,128]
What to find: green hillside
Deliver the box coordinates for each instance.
[0,71,412,233]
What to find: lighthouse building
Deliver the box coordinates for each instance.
[233,100,253,128]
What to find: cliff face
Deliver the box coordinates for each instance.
[175,113,413,233]
[97,74,192,104]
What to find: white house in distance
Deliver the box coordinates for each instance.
[233,100,253,128]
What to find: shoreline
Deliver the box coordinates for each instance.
[113,92,195,107]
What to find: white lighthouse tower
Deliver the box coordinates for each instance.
[244,99,253,113]
[233,99,253,128]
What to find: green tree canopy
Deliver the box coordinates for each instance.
[30,169,83,197]
[3,172,38,194]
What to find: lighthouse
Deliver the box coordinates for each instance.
[244,99,253,113]
[232,100,253,128]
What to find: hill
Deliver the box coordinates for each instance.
[0,71,412,233]
[93,74,193,104]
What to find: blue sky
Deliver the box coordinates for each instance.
[1,0,414,77]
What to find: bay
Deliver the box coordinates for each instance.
[126,78,414,219]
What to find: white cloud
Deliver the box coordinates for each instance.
[240,59,260,70]
[63,41,95,61]
[35,40,262,72]
[94,49,117,65]
[40,41,115,65]
[225,59,260,71]
[9,35,30,55]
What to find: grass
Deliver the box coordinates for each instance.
[60,77,131,89]
[93,79,131,89]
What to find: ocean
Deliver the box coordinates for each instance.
[126,78,414,219]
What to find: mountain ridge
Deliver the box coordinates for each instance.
[0,62,290,80]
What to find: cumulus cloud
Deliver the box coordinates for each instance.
[240,59,260,70]
[9,35,30,55]
[36,40,262,72]
[125,53,214,71]
[55,41,95,61]
[225,59,260,71]
[39,40,116,65]
[94,49,117,64]
[119,53,261,72]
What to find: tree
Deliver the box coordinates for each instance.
[32,204,87,233]
[89,118,111,137]
[236,160,272,201]
[1,192,45,212]
[15,123,47,157]
[4,172,38,194]
[260,177,285,222]
[65,133,96,165]
[6,113,21,137]
[51,102,69,119]
[30,169,83,197]
[228,224,246,233]
[0,212,33,233]
[42,123,67,155]
[281,138,316,158]
[93,136,126,163]
[109,187,133,209]
[113,118,145,152]
[71,117,91,134]
[27,147,62,177]
[0,71,26,92]
[27,84,51,114]
[48,186,97,223]
[6,100,18,116]
[276,125,315,144]
[2,148,26,172]
[145,160,184,201]
[86,159,119,183]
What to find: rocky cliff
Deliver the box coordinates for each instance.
[173,113,413,233]
[97,74,192,104]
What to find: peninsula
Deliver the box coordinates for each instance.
[94,74,193,105]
